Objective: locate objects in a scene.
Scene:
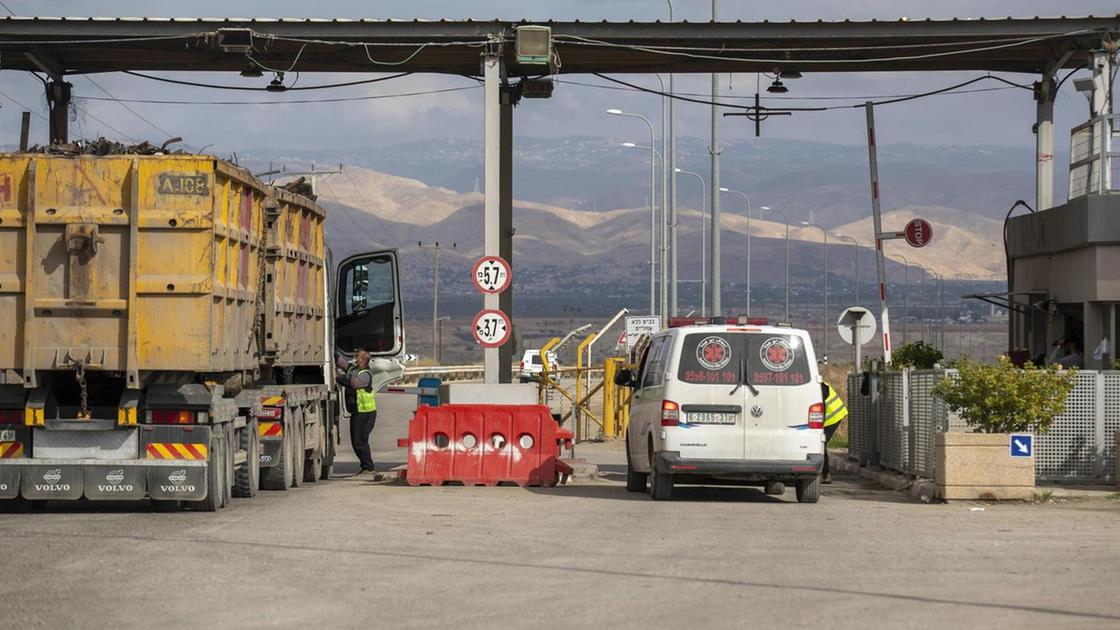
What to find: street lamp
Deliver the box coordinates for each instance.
[720,187,752,317]
[610,109,660,318]
[759,205,791,322]
[676,168,706,316]
[832,233,860,307]
[801,221,828,359]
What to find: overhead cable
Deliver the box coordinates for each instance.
[119,70,411,91]
[78,84,480,105]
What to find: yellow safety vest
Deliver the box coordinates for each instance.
[350,366,377,413]
[823,383,848,428]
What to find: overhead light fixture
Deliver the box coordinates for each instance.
[515,25,552,65]
[606,108,624,115]
[519,78,554,99]
[216,28,254,54]
[781,69,803,79]
[266,72,286,93]
[240,65,263,78]
[1073,78,1095,94]
[767,78,789,94]
[621,142,638,148]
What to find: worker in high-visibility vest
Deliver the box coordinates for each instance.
[821,381,848,484]
[336,349,378,477]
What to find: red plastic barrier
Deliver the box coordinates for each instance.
[400,404,573,487]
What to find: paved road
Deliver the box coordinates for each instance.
[1,394,1118,629]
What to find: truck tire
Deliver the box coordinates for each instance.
[303,420,325,484]
[234,418,260,498]
[796,476,821,504]
[190,433,224,512]
[221,423,234,508]
[260,421,292,491]
[290,410,305,488]
[625,439,647,492]
[320,413,336,481]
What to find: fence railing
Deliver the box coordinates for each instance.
[847,369,1118,483]
[1068,114,1120,198]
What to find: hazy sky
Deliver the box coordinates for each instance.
[0,1,1114,152]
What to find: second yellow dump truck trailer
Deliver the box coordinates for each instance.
[0,152,405,510]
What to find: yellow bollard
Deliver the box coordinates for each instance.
[603,358,618,439]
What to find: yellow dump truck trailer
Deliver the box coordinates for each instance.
[0,153,405,510]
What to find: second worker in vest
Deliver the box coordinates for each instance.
[820,381,849,484]
[337,349,378,477]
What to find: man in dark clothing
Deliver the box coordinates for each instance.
[337,349,377,476]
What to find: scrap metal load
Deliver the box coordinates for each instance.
[0,150,406,510]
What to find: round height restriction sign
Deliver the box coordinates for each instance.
[904,218,933,248]
[471,256,511,294]
[471,309,512,348]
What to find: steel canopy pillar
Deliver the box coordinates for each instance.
[498,83,515,383]
[483,51,502,384]
[45,79,71,144]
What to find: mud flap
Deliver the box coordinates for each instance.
[147,463,207,501]
[21,465,83,500]
[259,439,283,469]
[84,465,147,501]
[0,466,20,499]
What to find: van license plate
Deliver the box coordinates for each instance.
[0,429,15,442]
[687,412,736,425]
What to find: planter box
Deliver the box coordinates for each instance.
[935,432,1035,501]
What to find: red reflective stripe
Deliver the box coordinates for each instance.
[185,443,206,459]
[879,284,886,301]
[884,332,892,352]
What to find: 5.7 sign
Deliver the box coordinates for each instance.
[471,256,511,294]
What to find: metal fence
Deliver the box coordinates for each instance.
[846,369,1119,483]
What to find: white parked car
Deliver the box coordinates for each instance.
[519,349,560,382]
[616,318,825,502]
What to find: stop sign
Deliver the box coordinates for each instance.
[905,218,932,248]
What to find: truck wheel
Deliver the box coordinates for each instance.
[234,418,260,498]
[189,433,224,512]
[796,476,821,504]
[290,413,305,488]
[648,450,673,501]
[304,419,324,484]
[320,416,336,481]
[221,424,234,508]
[625,439,647,492]
[260,422,292,491]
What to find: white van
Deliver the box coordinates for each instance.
[617,319,825,502]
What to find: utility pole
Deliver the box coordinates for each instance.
[709,0,722,317]
[419,241,456,363]
[666,0,678,319]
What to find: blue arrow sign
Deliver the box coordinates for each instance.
[1009,433,1033,458]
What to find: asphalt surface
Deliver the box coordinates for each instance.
[1,393,1118,629]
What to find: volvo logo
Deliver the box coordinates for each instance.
[751,405,764,418]
[168,469,188,484]
[106,469,126,484]
[43,468,62,483]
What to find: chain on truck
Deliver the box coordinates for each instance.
[0,151,406,511]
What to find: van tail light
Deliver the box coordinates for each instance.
[0,410,21,424]
[520,361,525,371]
[808,403,825,429]
[150,410,195,425]
[661,400,680,427]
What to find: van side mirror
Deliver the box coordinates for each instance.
[614,368,636,388]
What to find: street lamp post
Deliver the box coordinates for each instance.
[623,143,664,316]
[759,205,791,322]
[801,221,828,359]
[895,254,913,344]
[833,234,859,307]
[676,168,706,316]
[720,188,752,317]
[610,110,659,318]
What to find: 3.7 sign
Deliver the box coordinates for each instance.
[471,256,511,294]
[472,309,511,348]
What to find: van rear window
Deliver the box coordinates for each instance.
[677,333,811,386]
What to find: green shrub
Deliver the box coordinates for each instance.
[891,341,943,369]
[932,356,1077,434]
